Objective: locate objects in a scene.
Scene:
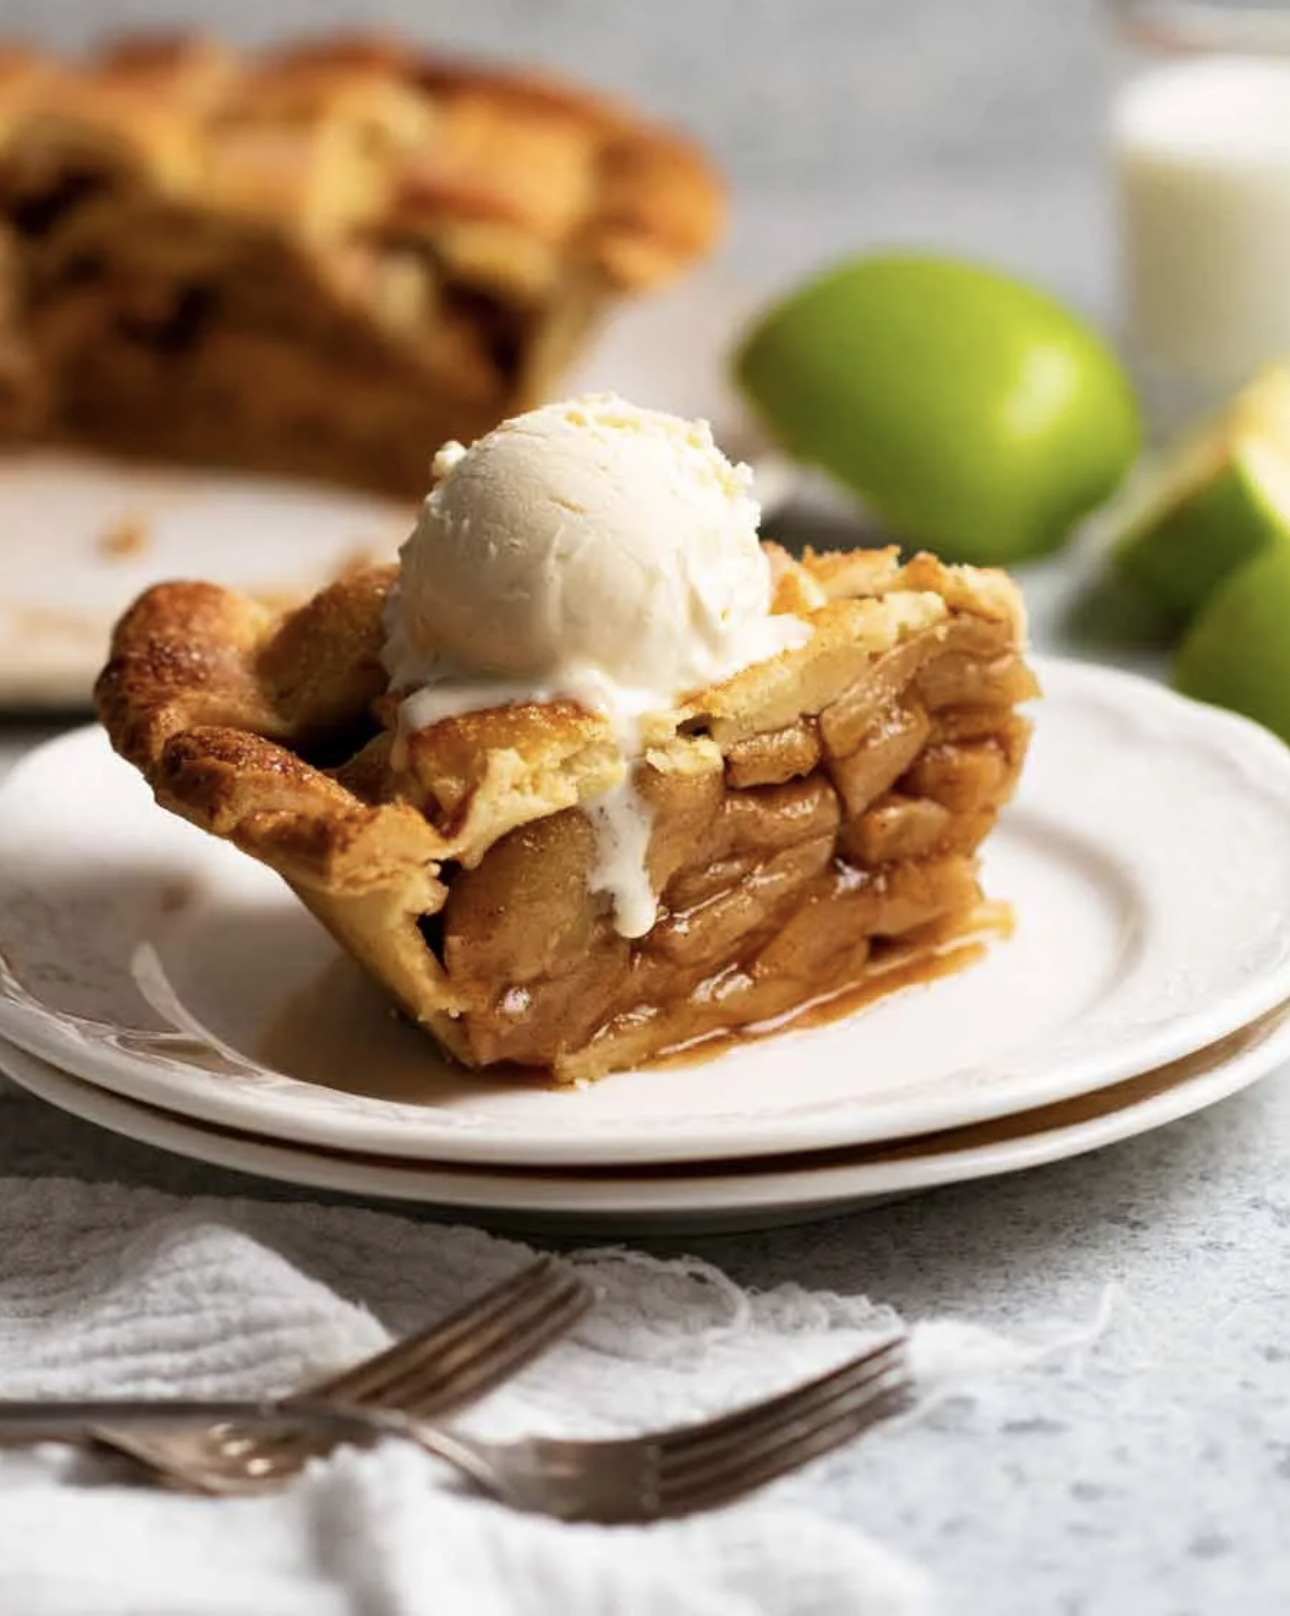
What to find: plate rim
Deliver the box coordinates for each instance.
[2,655,1290,1165]
[0,999,1285,1224]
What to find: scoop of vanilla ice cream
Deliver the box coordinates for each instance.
[383,393,811,940]
[384,394,787,703]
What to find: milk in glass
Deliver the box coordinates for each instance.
[1114,55,1290,431]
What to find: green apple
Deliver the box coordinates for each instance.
[1110,365,1290,626]
[734,253,1140,565]
[1175,539,1290,744]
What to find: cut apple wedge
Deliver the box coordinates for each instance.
[1111,364,1290,625]
[1175,538,1290,745]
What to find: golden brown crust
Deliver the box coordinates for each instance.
[96,547,1036,1082]
[0,31,722,287]
[0,32,723,493]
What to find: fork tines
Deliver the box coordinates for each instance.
[321,1255,593,1416]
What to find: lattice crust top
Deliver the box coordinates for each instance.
[96,546,1027,878]
[0,34,724,297]
[96,546,1036,1080]
[0,35,724,491]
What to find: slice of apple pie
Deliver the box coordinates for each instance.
[96,395,1036,1083]
[0,35,722,492]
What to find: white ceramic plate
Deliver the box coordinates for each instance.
[2,657,1290,1168]
[2,1002,1286,1234]
[0,272,790,710]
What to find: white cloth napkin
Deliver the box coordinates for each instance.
[0,1177,1055,1616]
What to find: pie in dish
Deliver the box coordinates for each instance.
[0,34,722,493]
[97,395,1037,1084]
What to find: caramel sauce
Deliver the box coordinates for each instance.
[96,514,151,560]
[254,902,1016,1095]
[646,900,1015,1072]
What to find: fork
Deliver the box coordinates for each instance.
[96,1254,593,1491]
[146,1330,916,1519]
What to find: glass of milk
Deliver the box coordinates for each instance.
[1110,2,1290,437]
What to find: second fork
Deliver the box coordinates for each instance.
[98,1253,593,1493]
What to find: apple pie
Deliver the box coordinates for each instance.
[0,34,723,492]
[96,545,1037,1083]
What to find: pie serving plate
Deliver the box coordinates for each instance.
[1,657,1290,1169]
[2,1002,1286,1234]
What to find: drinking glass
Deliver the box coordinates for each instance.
[1107,1,1290,436]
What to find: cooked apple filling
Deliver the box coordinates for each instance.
[97,545,1036,1083]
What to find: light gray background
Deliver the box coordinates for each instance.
[3,4,1289,1615]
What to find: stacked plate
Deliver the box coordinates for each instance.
[3,655,1290,1234]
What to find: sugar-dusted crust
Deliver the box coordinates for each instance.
[96,547,1037,1081]
[0,34,724,489]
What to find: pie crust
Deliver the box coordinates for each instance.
[0,34,723,492]
[96,545,1037,1082]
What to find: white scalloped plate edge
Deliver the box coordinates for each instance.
[1,999,1286,1233]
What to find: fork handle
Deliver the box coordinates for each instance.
[0,1397,495,1492]
[0,1398,384,1445]
[396,1418,505,1499]
[0,1398,503,1504]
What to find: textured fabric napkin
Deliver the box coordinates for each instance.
[0,1177,1056,1615]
